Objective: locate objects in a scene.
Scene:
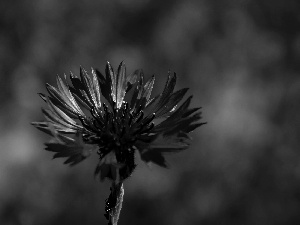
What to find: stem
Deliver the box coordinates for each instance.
[105,182,124,225]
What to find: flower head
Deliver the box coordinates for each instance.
[32,62,205,183]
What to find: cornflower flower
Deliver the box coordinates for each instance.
[32,61,205,225]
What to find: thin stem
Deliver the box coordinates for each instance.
[105,182,124,225]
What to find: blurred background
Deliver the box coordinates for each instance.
[0,0,300,224]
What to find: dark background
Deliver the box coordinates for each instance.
[0,0,300,224]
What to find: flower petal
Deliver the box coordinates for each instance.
[154,88,189,118]
[46,83,83,118]
[115,62,127,109]
[135,132,189,167]
[94,68,113,105]
[45,132,95,166]
[106,62,116,106]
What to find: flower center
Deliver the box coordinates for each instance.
[82,102,155,164]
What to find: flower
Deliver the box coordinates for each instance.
[32,61,205,183]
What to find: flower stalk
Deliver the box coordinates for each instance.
[105,182,124,225]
